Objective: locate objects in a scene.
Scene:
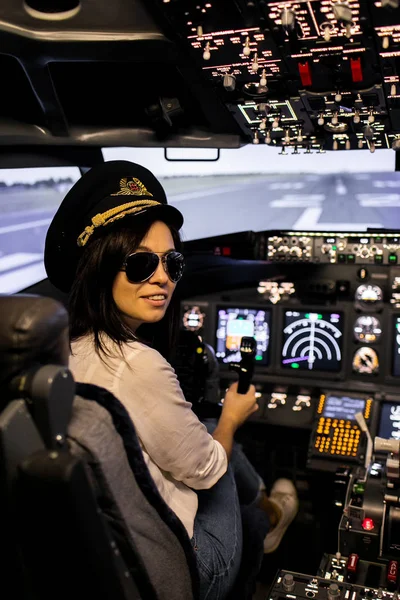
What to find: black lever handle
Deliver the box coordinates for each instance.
[229,336,257,394]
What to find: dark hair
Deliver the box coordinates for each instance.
[68,217,183,361]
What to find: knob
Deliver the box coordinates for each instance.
[243,36,251,56]
[203,42,211,61]
[223,74,236,92]
[363,125,374,140]
[333,2,352,24]
[321,22,333,42]
[282,573,295,592]
[328,583,340,600]
[281,8,296,33]
[290,247,302,258]
[295,395,311,409]
[260,68,267,87]
[251,53,259,73]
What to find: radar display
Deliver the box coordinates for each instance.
[282,310,343,372]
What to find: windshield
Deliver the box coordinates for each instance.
[1,146,399,293]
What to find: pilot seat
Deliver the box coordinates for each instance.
[0,293,198,600]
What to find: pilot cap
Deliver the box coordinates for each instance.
[44,160,184,293]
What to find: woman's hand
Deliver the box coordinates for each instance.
[220,381,258,429]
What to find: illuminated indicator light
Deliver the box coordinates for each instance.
[362,518,375,531]
[305,313,322,319]
[196,347,203,354]
[255,356,262,361]
[291,363,300,369]
[222,247,231,256]
[350,57,363,82]
[332,245,337,250]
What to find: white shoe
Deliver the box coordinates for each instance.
[263,479,298,554]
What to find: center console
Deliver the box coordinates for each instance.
[175,229,400,597]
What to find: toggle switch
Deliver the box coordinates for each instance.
[350,57,363,82]
[298,62,312,86]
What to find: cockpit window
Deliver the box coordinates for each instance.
[102,146,400,241]
[0,166,80,293]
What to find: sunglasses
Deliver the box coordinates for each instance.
[121,250,185,283]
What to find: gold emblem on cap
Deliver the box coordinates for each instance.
[111,177,153,197]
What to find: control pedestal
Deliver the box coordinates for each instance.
[268,563,400,600]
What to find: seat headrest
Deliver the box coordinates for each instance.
[0,294,69,395]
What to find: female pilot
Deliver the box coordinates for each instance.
[44,160,298,600]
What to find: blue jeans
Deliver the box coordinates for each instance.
[191,420,270,600]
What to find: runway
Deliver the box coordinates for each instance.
[1,171,400,293]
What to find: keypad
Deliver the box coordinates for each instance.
[314,417,361,458]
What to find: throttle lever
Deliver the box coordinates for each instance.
[229,336,257,394]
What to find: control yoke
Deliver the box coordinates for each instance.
[229,336,257,394]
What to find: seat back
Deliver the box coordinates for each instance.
[0,294,197,600]
[68,385,198,600]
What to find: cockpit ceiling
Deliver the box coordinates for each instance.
[2,0,400,153]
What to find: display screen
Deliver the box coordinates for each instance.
[378,402,400,440]
[281,310,343,372]
[215,307,270,365]
[322,395,365,421]
[393,316,400,376]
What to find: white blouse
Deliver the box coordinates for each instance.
[69,335,227,538]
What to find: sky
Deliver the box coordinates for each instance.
[0,146,396,183]
[0,166,81,185]
[103,146,397,177]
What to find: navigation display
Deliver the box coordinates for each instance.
[393,316,400,377]
[281,310,343,372]
[378,402,400,440]
[215,307,270,365]
[322,395,365,421]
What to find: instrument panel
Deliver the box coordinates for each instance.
[180,284,398,385]
[180,229,400,471]
[149,0,400,151]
